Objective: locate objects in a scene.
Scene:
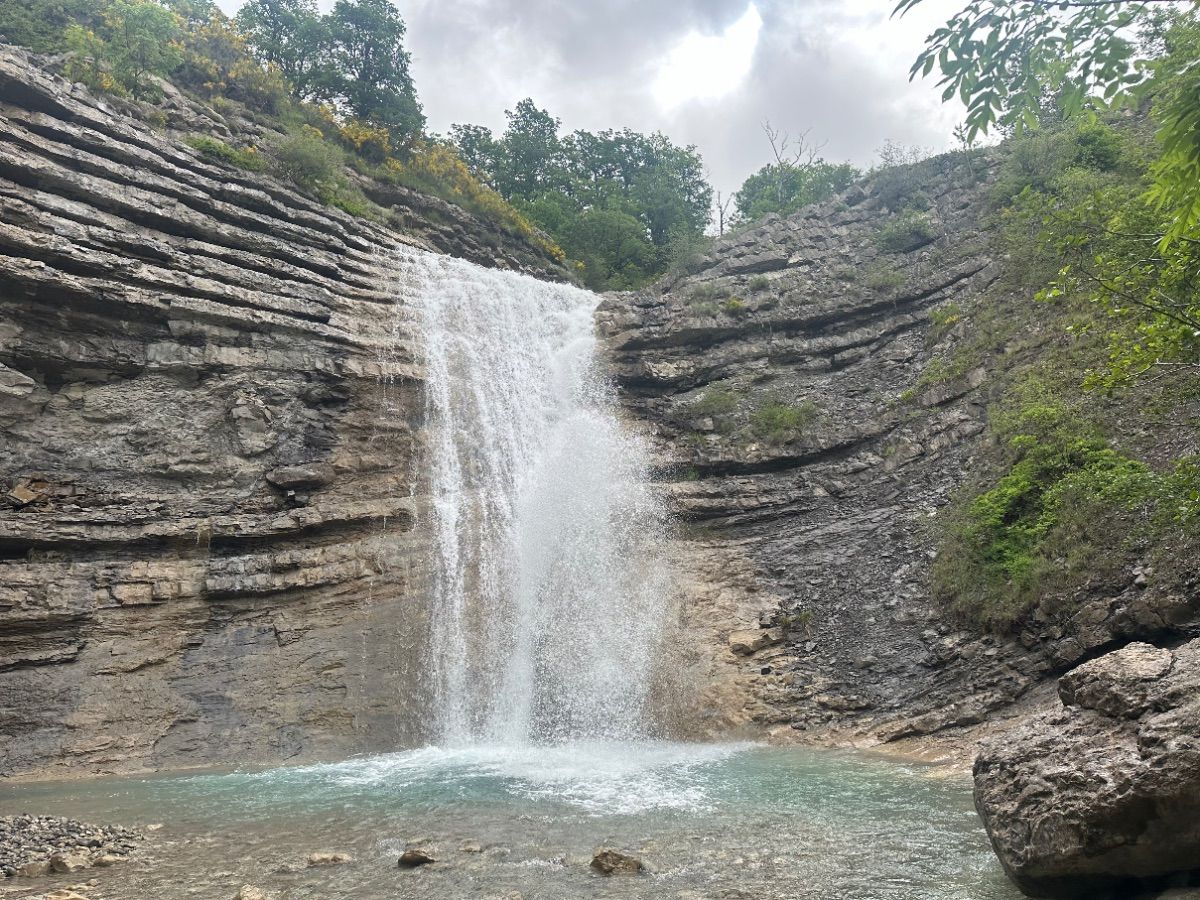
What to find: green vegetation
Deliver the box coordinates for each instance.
[864,263,905,294]
[4,0,560,254]
[64,0,182,100]
[875,210,936,253]
[928,302,964,344]
[898,0,1200,245]
[750,400,820,443]
[748,275,771,292]
[690,389,741,418]
[730,124,859,224]
[933,386,1199,630]
[449,100,713,291]
[734,159,859,221]
[184,135,266,170]
[919,57,1200,631]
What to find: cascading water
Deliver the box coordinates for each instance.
[405,249,670,747]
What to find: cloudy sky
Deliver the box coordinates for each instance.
[215,0,967,197]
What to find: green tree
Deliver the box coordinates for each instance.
[449,123,501,182]
[494,99,566,198]
[105,0,183,99]
[896,0,1200,242]
[234,0,326,98]
[0,0,108,52]
[324,0,424,144]
[64,0,182,100]
[734,160,859,221]
[449,99,713,289]
[561,208,659,291]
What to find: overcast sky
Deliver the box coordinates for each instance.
[214,0,967,198]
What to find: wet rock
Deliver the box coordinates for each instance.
[233,888,269,900]
[974,639,1200,898]
[305,851,353,867]
[590,849,645,876]
[49,852,90,873]
[398,849,436,868]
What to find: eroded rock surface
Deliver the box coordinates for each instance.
[603,154,1200,743]
[0,47,561,777]
[973,640,1200,898]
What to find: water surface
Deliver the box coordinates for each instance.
[1,742,1021,900]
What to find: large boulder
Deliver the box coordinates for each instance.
[974,640,1200,898]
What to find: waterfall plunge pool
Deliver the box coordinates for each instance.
[1,742,1022,899]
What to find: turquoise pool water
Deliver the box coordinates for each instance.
[0,742,1021,899]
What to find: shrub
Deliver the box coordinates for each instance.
[690,388,740,418]
[864,264,905,294]
[185,135,266,171]
[875,210,937,253]
[751,399,819,443]
[272,128,344,191]
[724,297,748,315]
[688,283,731,303]
[928,302,964,343]
[932,390,1198,631]
[748,275,771,292]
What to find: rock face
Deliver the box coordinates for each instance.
[603,152,1200,743]
[974,640,1200,898]
[0,48,562,777]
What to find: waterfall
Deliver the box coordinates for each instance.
[403,249,670,747]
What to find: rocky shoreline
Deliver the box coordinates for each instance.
[0,816,141,880]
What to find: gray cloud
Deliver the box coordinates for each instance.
[216,0,968,199]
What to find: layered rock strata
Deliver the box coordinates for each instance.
[0,48,561,777]
[602,154,1200,744]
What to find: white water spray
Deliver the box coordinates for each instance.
[402,249,670,746]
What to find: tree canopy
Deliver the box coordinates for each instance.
[896,0,1200,243]
[900,2,1200,387]
[451,100,714,290]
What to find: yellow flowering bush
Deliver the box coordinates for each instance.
[387,141,564,261]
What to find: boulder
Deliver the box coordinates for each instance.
[974,639,1200,898]
[589,848,644,876]
[15,859,51,877]
[48,852,91,873]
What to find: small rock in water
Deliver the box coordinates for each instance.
[398,848,436,868]
[590,849,645,876]
[305,851,354,867]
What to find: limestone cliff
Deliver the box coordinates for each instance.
[0,47,561,778]
[603,151,1200,749]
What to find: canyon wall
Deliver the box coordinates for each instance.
[0,48,562,777]
[603,153,1200,749]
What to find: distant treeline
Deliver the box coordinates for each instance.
[0,0,865,288]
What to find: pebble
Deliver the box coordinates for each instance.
[0,816,141,879]
[397,848,436,868]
